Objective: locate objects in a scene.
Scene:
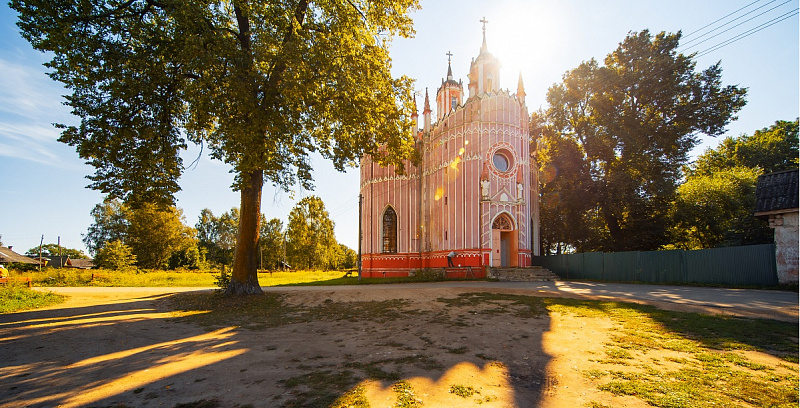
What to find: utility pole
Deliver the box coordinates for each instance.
[358,194,363,283]
[38,234,44,271]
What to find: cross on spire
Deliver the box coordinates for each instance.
[446,50,453,63]
[480,17,489,52]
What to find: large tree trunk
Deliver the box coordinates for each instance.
[227,169,264,295]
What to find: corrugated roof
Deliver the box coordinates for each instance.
[66,258,95,269]
[755,169,799,214]
[0,247,43,264]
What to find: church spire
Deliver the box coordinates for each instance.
[446,50,454,80]
[480,16,489,53]
[517,71,526,104]
[423,88,431,133]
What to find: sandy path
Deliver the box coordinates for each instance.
[0,283,795,407]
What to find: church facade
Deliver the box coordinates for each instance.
[359,28,540,278]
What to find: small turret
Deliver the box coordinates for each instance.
[423,88,432,133]
[436,51,464,120]
[411,96,419,134]
[517,72,526,105]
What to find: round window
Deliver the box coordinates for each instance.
[492,152,510,172]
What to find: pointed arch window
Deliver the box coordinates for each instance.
[382,207,398,253]
[492,213,513,231]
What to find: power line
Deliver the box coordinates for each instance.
[682,0,794,50]
[682,0,767,40]
[696,8,799,57]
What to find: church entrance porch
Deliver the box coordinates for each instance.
[491,213,517,267]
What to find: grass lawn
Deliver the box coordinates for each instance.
[0,283,66,313]
[19,268,469,288]
[21,268,356,287]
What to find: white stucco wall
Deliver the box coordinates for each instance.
[770,211,799,284]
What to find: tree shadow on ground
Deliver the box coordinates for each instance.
[0,290,555,407]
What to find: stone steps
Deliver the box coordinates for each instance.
[488,266,560,282]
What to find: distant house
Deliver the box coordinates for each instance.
[65,258,95,269]
[755,169,799,285]
[0,246,42,265]
[47,256,70,268]
[45,256,95,269]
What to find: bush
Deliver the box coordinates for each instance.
[94,240,137,270]
[0,283,65,313]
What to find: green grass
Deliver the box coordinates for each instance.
[392,381,423,408]
[449,384,478,398]
[546,298,799,408]
[22,267,483,288]
[24,268,358,287]
[0,283,66,313]
[280,370,359,408]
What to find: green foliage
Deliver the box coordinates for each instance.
[336,244,358,269]
[670,119,798,249]
[449,384,478,398]
[83,199,129,255]
[93,240,137,270]
[127,203,197,269]
[259,217,285,270]
[691,119,799,177]
[671,166,771,249]
[25,243,89,260]
[195,208,238,267]
[286,196,338,270]
[214,269,231,292]
[538,30,746,253]
[169,245,207,270]
[0,283,65,313]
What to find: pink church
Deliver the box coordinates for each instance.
[359,28,540,278]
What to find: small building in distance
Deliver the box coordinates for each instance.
[0,246,42,266]
[65,258,95,269]
[755,169,799,284]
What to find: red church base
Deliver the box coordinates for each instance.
[360,249,531,278]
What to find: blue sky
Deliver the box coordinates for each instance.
[0,0,797,255]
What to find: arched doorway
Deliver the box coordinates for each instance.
[491,213,517,267]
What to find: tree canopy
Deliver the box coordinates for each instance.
[84,199,201,269]
[670,119,798,249]
[26,244,89,260]
[286,196,338,270]
[690,119,799,177]
[537,30,747,253]
[12,0,420,293]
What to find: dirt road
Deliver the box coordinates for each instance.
[1,282,796,407]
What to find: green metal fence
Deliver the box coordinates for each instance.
[533,244,778,286]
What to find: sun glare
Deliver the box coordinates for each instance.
[488,1,567,101]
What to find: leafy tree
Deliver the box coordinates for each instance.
[286,196,337,270]
[691,119,799,177]
[26,244,89,260]
[127,203,196,269]
[259,217,285,270]
[670,167,770,249]
[83,199,130,255]
[669,119,797,249]
[533,111,595,254]
[13,0,420,294]
[196,209,222,265]
[336,244,358,269]
[540,30,746,252]
[94,240,137,270]
[169,245,207,270]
